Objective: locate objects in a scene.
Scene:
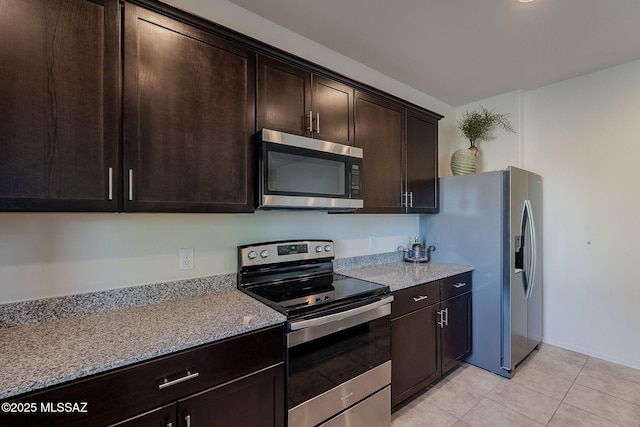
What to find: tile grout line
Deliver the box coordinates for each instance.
[540,354,588,426]
[571,358,640,415]
[452,370,506,426]
[550,355,633,427]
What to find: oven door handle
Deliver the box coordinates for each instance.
[287,295,393,348]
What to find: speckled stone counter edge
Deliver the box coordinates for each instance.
[0,274,236,328]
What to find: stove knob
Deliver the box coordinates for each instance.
[260,250,269,259]
[315,245,323,253]
[324,245,332,252]
[247,251,257,260]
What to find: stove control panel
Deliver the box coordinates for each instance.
[238,240,335,267]
[278,244,308,256]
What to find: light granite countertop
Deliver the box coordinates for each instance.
[0,290,286,400]
[336,261,473,292]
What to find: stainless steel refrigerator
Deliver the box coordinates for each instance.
[423,166,542,378]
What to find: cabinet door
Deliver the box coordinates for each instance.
[108,403,176,427]
[440,292,472,375]
[178,364,285,427]
[313,76,354,145]
[391,304,440,408]
[123,4,256,212]
[406,108,439,213]
[354,91,404,213]
[257,55,311,136]
[0,0,120,211]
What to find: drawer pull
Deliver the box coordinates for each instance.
[411,295,429,302]
[452,282,467,289]
[158,370,199,390]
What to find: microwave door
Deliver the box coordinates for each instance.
[259,130,363,209]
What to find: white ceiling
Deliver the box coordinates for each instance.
[228,0,640,107]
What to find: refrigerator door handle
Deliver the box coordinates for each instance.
[525,199,537,299]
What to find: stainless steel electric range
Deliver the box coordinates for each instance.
[238,240,393,427]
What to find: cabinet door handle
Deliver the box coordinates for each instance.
[409,191,413,208]
[128,169,134,201]
[437,308,449,328]
[185,415,191,427]
[158,370,199,390]
[308,111,313,132]
[411,295,429,302]
[108,167,113,201]
[452,282,467,289]
[316,112,320,133]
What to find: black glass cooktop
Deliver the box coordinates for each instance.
[242,273,389,318]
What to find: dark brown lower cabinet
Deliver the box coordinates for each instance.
[0,325,285,427]
[441,292,472,375]
[110,403,176,427]
[391,272,472,409]
[114,364,284,427]
[391,303,441,407]
[178,364,283,427]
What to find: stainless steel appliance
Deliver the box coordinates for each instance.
[238,240,392,426]
[258,129,364,210]
[423,166,542,378]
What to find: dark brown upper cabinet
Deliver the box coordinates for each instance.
[257,55,355,145]
[354,91,405,213]
[0,0,121,211]
[1,0,440,213]
[123,3,256,212]
[354,91,440,213]
[406,109,439,213]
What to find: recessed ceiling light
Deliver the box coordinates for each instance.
[519,0,535,2]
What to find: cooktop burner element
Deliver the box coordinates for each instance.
[237,240,390,319]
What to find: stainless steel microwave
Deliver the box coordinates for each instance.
[258,129,364,210]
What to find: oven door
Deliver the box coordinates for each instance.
[287,296,392,427]
[259,129,363,209]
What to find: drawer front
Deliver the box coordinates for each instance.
[441,272,472,300]
[2,325,285,427]
[391,281,440,318]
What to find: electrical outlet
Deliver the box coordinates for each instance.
[179,248,194,270]
[368,235,376,249]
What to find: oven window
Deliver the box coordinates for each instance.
[267,151,345,196]
[287,316,390,409]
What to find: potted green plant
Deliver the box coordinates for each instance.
[451,106,516,175]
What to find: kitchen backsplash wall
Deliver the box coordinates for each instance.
[0,211,419,304]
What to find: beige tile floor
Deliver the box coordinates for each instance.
[391,344,640,427]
